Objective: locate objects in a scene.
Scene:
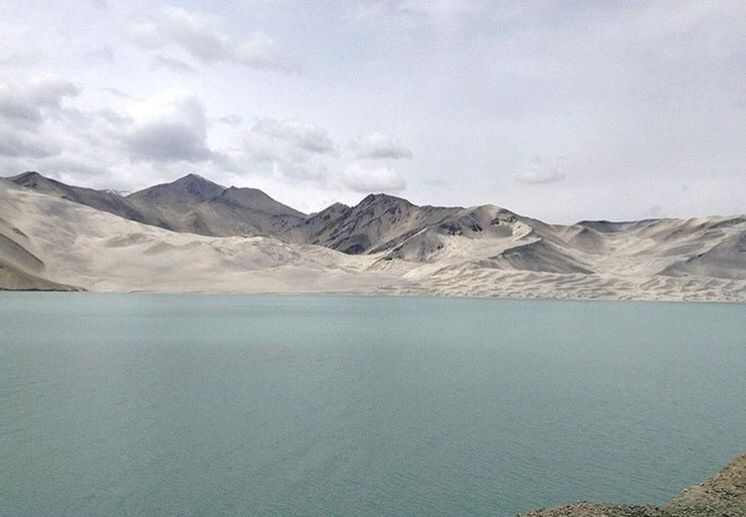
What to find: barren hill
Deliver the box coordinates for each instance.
[2,173,745,301]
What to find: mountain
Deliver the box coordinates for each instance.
[0,181,400,293]
[8,172,307,238]
[8,171,170,228]
[126,173,226,204]
[124,173,306,237]
[2,172,745,300]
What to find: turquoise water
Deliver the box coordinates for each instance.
[0,294,744,516]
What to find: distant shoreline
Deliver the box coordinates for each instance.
[2,289,745,305]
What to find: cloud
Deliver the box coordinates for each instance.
[217,114,243,125]
[0,77,82,160]
[0,94,43,124]
[86,47,115,62]
[351,132,412,159]
[26,77,81,107]
[424,178,448,187]
[100,87,137,100]
[643,205,664,219]
[151,54,198,75]
[0,77,81,126]
[0,129,60,158]
[342,164,407,193]
[96,108,133,128]
[352,0,485,35]
[515,156,566,184]
[253,118,334,154]
[237,118,337,184]
[122,92,215,163]
[129,6,299,73]
[0,48,44,67]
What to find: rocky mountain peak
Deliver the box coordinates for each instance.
[127,174,226,204]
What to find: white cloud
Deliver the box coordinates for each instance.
[351,132,412,159]
[342,164,407,193]
[351,0,485,35]
[86,46,115,62]
[151,54,198,75]
[100,87,136,100]
[237,118,337,183]
[515,156,566,185]
[217,115,243,126]
[129,6,299,73]
[253,118,334,154]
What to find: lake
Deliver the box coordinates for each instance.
[1,294,744,516]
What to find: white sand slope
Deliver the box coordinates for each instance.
[1,182,744,301]
[0,183,405,293]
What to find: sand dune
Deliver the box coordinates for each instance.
[0,182,403,293]
[1,177,744,301]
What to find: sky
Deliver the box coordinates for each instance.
[0,0,744,222]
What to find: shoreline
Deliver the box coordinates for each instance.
[520,452,746,516]
[2,288,745,305]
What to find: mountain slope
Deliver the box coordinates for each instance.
[0,182,402,293]
[3,173,745,300]
[7,172,309,239]
[8,171,170,228]
[0,209,80,291]
[124,174,307,238]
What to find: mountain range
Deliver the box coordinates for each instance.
[1,171,745,301]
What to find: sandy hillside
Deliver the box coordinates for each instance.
[0,183,403,293]
[1,180,745,301]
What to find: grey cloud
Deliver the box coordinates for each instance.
[0,129,60,158]
[352,132,412,159]
[41,156,111,178]
[27,78,81,107]
[152,55,198,75]
[0,96,43,123]
[124,122,214,163]
[123,95,215,163]
[130,6,299,73]
[0,78,80,125]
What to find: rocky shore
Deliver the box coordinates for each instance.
[520,453,746,516]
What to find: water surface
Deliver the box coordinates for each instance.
[1,294,745,516]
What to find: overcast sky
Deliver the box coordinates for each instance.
[1,0,744,222]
